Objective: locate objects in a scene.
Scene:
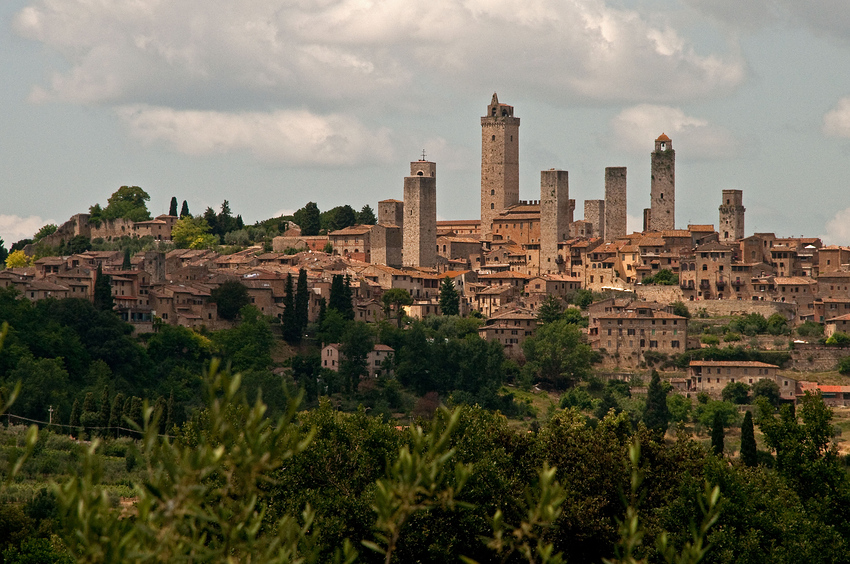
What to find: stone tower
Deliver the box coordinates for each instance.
[481,93,520,239]
[378,199,404,228]
[584,200,605,239]
[650,133,675,231]
[718,189,745,243]
[403,160,437,268]
[604,167,627,240]
[540,169,569,274]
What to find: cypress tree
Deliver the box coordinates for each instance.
[342,275,354,320]
[130,397,143,430]
[643,370,670,435]
[740,410,757,466]
[82,392,96,414]
[93,264,114,312]
[295,268,309,332]
[711,410,725,456]
[69,398,80,429]
[122,248,131,270]
[98,386,110,435]
[154,396,167,435]
[438,276,460,316]
[165,391,175,433]
[282,273,299,343]
[180,200,190,218]
[169,197,178,216]
[109,393,125,437]
[122,396,133,433]
[317,296,327,327]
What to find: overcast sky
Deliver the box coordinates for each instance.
[4,0,850,246]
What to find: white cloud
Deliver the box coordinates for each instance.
[822,207,850,245]
[684,0,850,39]
[115,105,395,166]
[609,104,740,159]
[0,215,52,245]
[823,97,850,137]
[15,0,745,109]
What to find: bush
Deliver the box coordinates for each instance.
[724,331,742,342]
[721,382,750,404]
[796,321,823,338]
[839,356,850,375]
[826,332,850,346]
[701,334,720,346]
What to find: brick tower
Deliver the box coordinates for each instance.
[540,169,569,274]
[481,93,520,239]
[604,167,627,240]
[718,189,745,243]
[403,160,437,268]
[650,133,675,231]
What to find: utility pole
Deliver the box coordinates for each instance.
[49,405,53,425]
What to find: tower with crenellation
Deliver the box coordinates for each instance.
[481,93,520,239]
[650,133,675,231]
[718,189,745,243]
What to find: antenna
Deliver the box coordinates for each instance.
[420,149,427,161]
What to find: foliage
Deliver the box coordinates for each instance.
[693,400,740,429]
[711,410,725,456]
[837,355,850,375]
[5,250,31,269]
[33,224,58,241]
[169,197,178,217]
[171,216,215,249]
[766,314,789,336]
[795,321,823,338]
[751,379,780,407]
[438,277,460,317]
[322,205,358,233]
[728,313,768,337]
[720,382,750,405]
[666,394,692,424]
[522,319,592,390]
[209,280,250,321]
[642,269,678,286]
[537,295,563,324]
[382,288,413,328]
[740,411,757,467]
[644,371,670,435]
[357,205,377,225]
[179,200,190,218]
[212,306,274,373]
[93,264,114,312]
[572,289,593,309]
[825,331,850,346]
[329,274,354,321]
[670,301,691,319]
[293,202,321,236]
[700,334,720,346]
[99,186,152,222]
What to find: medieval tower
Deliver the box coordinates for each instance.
[540,169,569,274]
[584,200,605,239]
[480,93,520,239]
[650,133,675,231]
[403,160,437,268]
[604,167,627,240]
[718,189,745,243]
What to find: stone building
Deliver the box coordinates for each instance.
[378,199,404,228]
[370,223,402,268]
[604,167,627,241]
[403,160,437,268]
[650,134,675,231]
[584,199,605,239]
[687,361,796,402]
[718,189,745,243]
[481,93,520,239]
[589,305,687,365]
[539,169,569,275]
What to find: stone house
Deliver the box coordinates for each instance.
[687,360,796,401]
[321,343,395,377]
[589,305,687,364]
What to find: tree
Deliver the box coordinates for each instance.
[169,197,179,216]
[438,277,460,316]
[358,205,377,225]
[122,248,132,270]
[721,381,750,404]
[101,185,152,222]
[751,378,780,407]
[33,224,57,241]
[767,313,789,336]
[521,318,593,389]
[537,295,563,324]
[281,273,299,343]
[171,216,216,249]
[5,250,30,269]
[108,393,125,437]
[93,264,114,312]
[339,321,373,393]
[322,205,357,232]
[382,288,413,328]
[69,398,80,430]
[572,289,593,309]
[643,370,670,435]
[670,301,691,319]
[826,331,850,346]
[329,274,354,320]
[740,410,757,466]
[295,269,309,333]
[0,237,7,267]
[293,202,321,236]
[209,280,250,321]
[98,385,110,433]
[711,409,725,456]
[180,200,190,218]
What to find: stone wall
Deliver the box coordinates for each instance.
[604,167,627,241]
[789,343,850,372]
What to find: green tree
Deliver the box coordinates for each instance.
[180,200,190,218]
[825,331,850,346]
[122,248,131,270]
[711,409,725,456]
[69,398,80,429]
[209,280,250,321]
[357,205,377,225]
[721,381,750,404]
[382,288,413,328]
[98,385,110,433]
[0,237,7,267]
[571,289,593,309]
[537,295,563,324]
[293,202,321,236]
[33,223,58,241]
[281,273,299,343]
[93,264,114,312]
[766,313,789,336]
[169,197,178,216]
[751,378,780,407]
[101,185,152,222]
[322,205,357,232]
[521,318,592,390]
[171,216,215,249]
[340,321,373,393]
[438,277,460,316]
[670,301,691,319]
[740,410,757,466]
[212,306,274,373]
[108,393,125,437]
[643,370,670,435]
[295,269,309,333]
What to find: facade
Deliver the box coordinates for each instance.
[604,166,627,241]
[370,223,402,268]
[403,160,437,268]
[687,361,796,402]
[718,189,745,243]
[590,305,687,364]
[650,134,675,231]
[539,169,570,275]
[480,93,520,239]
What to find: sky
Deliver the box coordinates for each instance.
[4,0,850,247]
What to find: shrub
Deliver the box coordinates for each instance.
[701,334,720,346]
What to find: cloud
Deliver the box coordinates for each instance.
[15,0,745,110]
[822,207,850,245]
[683,0,850,39]
[0,215,52,245]
[609,104,740,159]
[823,97,850,138]
[115,105,395,166]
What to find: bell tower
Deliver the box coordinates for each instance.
[480,93,520,239]
[650,133,675,231]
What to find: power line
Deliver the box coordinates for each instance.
[3,412,174,439]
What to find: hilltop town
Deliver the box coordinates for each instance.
[3,93,850,404]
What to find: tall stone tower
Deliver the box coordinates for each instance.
[718,189,745,243]
[650,133,675,231]
[584,200,605,238]
[378,199,404,228]
[604,167,627,240]
[403,160,437,268]
[481,93,520,239]
[540,169,569,274]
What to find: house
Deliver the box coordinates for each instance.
[321,343,395,377]
[687,361,796,401]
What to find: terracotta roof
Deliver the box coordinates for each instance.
[656,133,671,141]
[689,360,778,368]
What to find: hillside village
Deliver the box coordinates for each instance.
[4,93,850,405]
